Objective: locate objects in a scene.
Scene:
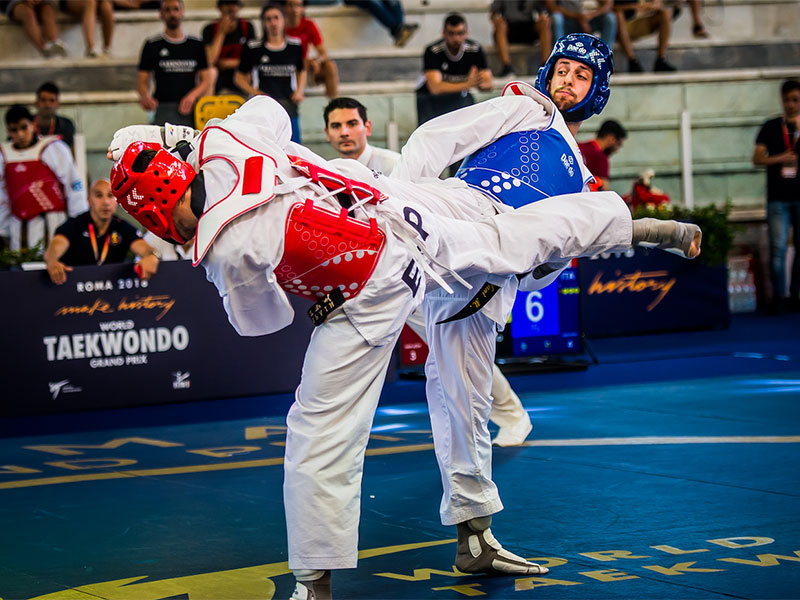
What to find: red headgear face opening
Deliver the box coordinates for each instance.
[110,141,196,243]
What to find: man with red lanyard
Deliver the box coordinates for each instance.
[44,179,159,285]
[284,0,339,100]
[0,104,86,253]
[754,79,800,314]
[578,118,627,191]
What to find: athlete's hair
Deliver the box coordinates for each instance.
[781,79,800,97]
[217,0,242,7]
[323,97,368,127]
[443,12,466,29]
[598,119,627,140]
[5,104,34,126]
[160,0,184,9]
[36,81,60,97]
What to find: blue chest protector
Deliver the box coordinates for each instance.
[456,128,586,208]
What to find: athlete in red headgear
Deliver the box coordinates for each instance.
[109,94,699,599]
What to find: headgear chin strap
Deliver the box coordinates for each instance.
[110,141,197,244]
[534,33,614,122]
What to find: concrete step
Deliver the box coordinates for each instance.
[1,39,797,97]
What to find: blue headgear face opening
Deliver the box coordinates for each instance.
[534,33,614,122]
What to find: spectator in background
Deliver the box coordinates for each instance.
[753,79,800,314]
[490,0,551,77]
[323,96,399,172]
[546,0,616,51]
[614,0,676,72]
[0,105,86,253]
[33,81,76,152]
[235,3,305,143]
[61,0,115,58]
[202,0,255,96]
[138,0,211,127]
[44,179,159,284]
[5,0,67,57]
[342,0,418,47]
[284,0,338,99]
[578,118,627,190]
[416,13,492,128]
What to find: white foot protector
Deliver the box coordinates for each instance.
[492,418,533,447]
[455,520,548,576]
[290,570,331,600]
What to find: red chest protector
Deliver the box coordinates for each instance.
[0,138,66,221]
[274,156,387,302]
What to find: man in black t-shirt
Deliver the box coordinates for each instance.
[202,0,255,96]
[137,0,211,127]
[753,79,800,313]
[415,13,492,127]
[44,180,159,285]
[235,3,305,143]
[33,81,76,152]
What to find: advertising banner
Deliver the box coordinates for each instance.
[579,248,730,337]
[1,262,317,417]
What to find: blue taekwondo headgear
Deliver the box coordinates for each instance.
[535,33,614,123]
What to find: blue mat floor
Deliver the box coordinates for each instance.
[1,312,799,599]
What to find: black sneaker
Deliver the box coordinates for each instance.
[628,58,644,73]
[654,57,677,72]
[497,64,515,77]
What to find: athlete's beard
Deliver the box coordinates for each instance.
[552,86,578,112]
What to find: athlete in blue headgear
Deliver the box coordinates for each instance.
[535,32,614,129]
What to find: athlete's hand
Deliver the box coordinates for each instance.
[46,260,72,285]
[778,150,798,165]
[291,89,305,104]
[107,125,165,160]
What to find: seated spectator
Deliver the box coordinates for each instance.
[60,0,115,58]
[284,0,339,99]
[614,0,677,72]
[235,3,305,143]
[33,81,76,152]
[490,0,551,77]
[546,0,616,50]
[685,0,708,38]
[578,119,627,190]
[44,179,159,284]
[0,105,86,254]
[5,0,67,57]
[342,0,418,47]
[143,230,194,260]
[202,0,256,97]
[416,13,492,127]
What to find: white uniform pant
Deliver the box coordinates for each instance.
[405,308,528,430]
[284,308,406,570]
[422,281,504,526]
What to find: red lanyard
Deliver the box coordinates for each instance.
[88,223,110,266]
[782,121,798,151]
[34,116,56,137]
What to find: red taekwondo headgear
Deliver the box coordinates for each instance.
[110,141,196,244]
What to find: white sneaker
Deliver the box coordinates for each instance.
[492,418,533,447]
[44,39,67,58]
